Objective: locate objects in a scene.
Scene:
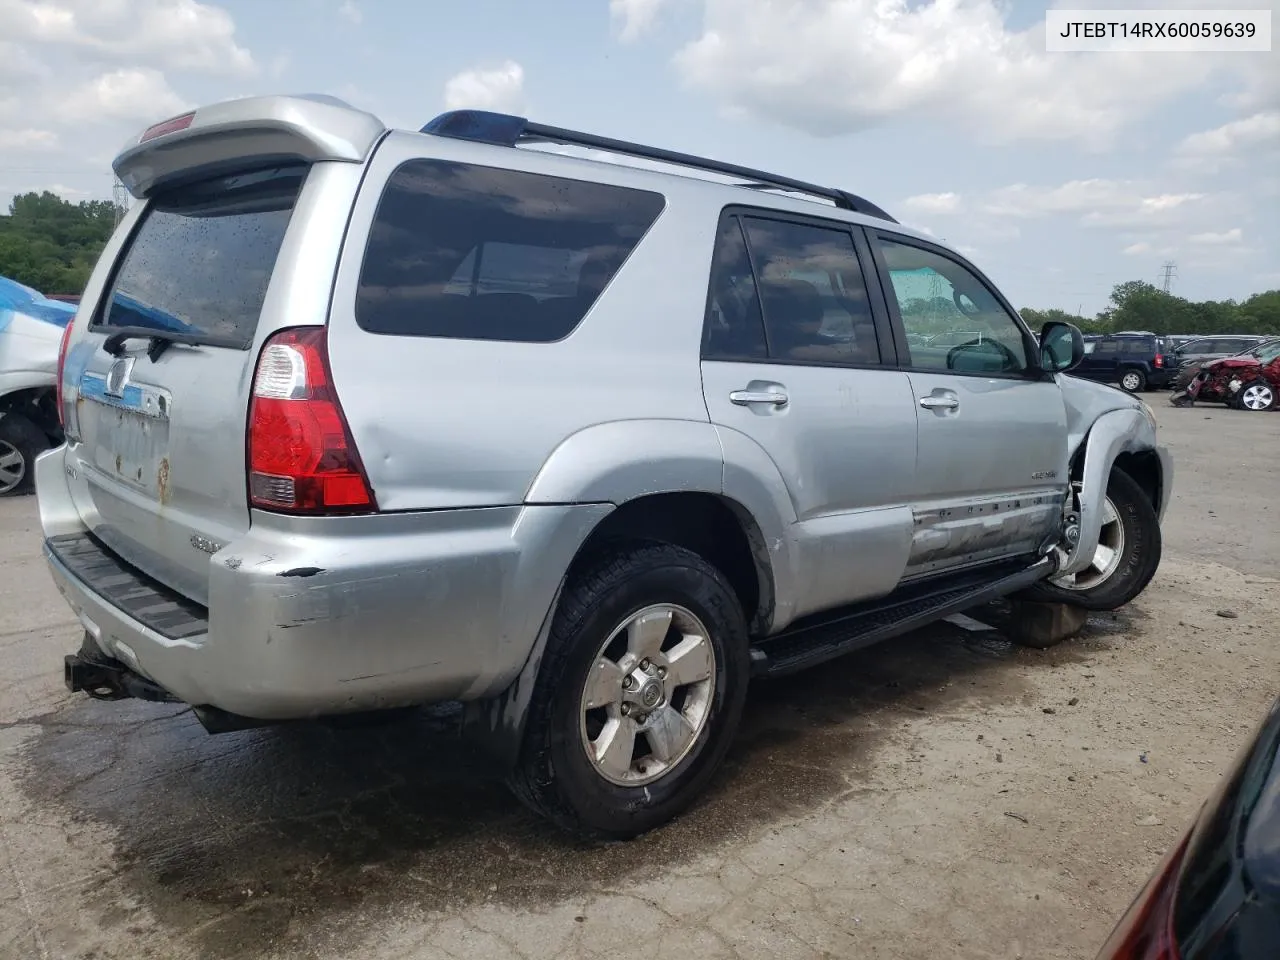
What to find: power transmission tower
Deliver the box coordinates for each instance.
[111,178,129,227]
[1159,261,1177,294]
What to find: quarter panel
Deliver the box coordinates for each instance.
[327,132,722,511]
[522,420,723,504]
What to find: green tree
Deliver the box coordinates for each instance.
[0,191,120,294]
[1236,290,1280,335]
[1094,280,1193,334]
[1019,306,1106,334]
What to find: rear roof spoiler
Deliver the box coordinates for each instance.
[113,94,387,199]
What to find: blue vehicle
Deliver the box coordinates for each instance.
[0,276,76,495]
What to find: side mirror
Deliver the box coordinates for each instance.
[1040,321,1084,373]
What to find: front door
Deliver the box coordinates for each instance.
[699,211,918,620]
[870,233,1069,579]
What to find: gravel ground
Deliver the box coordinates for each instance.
[0,400,1276,960]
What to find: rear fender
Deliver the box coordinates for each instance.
[1059,407,1164,576]
[467,420,797,771]
[522,419,723,505]
[522,418,798,629]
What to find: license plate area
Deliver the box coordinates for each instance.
[79,371,172,499]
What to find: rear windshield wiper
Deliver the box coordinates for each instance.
[99,326,247,362]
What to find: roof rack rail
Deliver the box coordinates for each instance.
[420,109,898,224]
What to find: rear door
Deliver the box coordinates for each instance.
[699,209,919,619]
[61,163,353,603]
[1076,336,1119,382]
[868,232,1068,579]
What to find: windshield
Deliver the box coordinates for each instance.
[1254,341,1280,363]
[95,165,307,347]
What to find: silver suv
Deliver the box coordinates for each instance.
[38,95,1172,840]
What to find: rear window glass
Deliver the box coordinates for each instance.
[97,166,305,348]
[355,159,665,343]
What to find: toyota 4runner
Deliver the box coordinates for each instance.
[38,95,1172,840]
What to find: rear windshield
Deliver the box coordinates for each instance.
[356,159,665,343]
[95,165,306,348]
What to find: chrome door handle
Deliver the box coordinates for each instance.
[919,395,959,410]
[730,390,788,407]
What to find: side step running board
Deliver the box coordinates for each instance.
[750,555,1056,678]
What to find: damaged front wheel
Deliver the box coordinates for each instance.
[1023,468,1161,611]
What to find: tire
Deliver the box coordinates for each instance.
[1022,468,1161,612]
[1233,380,1276,412]
[1118,368,1146,393]
[0,412,50,497]
[508,540,750,841]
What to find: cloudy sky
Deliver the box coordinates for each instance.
[0,0,1276,315]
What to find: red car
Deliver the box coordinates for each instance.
[1094,696,1280,959]
[1171,338,1280,411]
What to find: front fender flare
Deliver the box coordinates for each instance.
[1060,407,1164,576]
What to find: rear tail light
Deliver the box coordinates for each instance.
[247,327,376,514]
[1155,355,1164,368]
[56,320,74,427]
[1095,834,1188,960]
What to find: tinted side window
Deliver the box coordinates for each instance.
[876,239,1028,374]
[703,217,768,360]
[1095,339,1119,355]
[356,160,665,343]
[740,217,880,365]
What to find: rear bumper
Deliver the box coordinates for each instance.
[36,446,610,720]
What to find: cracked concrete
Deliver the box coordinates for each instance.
[0,405,1277,959]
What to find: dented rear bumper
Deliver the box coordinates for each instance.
[36,445,609,722]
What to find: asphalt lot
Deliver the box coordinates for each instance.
[0,399,1276,960]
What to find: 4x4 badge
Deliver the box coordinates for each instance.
[104,356,135,398]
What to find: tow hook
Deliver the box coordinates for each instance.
[64,654,132,701]
[64,636,178,703]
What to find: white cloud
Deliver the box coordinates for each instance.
[55,68,188,124]
[1188,228,1244,246]
[1123,242,1151,256]
[0,128,58,150]
[651,0,1257,146]
[443,61,526,113]
[338,0,362,25]
[971,179,1212,230]
[48,182,89,198]
[1177,110,1280,168]
[903,192,961,215]
[0,0,254,75]
[612,0,671,42]
[0,0,254,208]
